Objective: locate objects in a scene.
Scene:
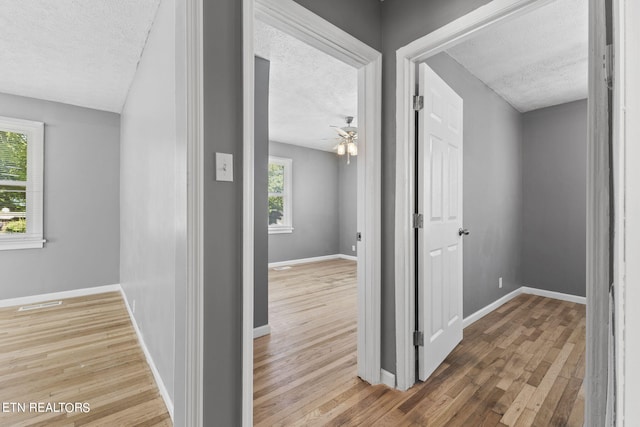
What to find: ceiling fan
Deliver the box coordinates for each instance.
[331,116,358,164]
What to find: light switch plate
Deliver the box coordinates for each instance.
[216,153,233,182]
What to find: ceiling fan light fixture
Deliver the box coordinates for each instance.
[333,116,358,162]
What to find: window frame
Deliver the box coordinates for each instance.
[0,116,45,250]
[267,156,293,234]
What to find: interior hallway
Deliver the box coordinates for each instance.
[253,259,585,426]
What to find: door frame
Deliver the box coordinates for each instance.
[394,0,558,392]
[242,0,383,425]
[394,7,615,426]
[613,0,640,424]
[184,0,204,424]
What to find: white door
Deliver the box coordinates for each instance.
[417,63,464,381]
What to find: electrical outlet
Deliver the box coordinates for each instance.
[132,300,136,313]
[352,245,356,252]
[499,277,503,289]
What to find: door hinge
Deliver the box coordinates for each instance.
[605,44,614,90]
[413,331,424,347]
[413,213,424,229]
[356,232,362,242]
[413,95,424,111]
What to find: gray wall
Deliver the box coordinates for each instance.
[522,99,587,297]
[0,92,120,299]
[254,57,270,328]
[203,0,243,423]
[120,0,177,405]
[292,0,382,51]
[268,141,340,263]
[339,156,358,256]
[425,53,524,317]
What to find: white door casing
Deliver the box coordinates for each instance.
[417,63,464,381]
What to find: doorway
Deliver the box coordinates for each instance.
[396,0,606,424]
[253,19,361,422]
[241,0,382,424]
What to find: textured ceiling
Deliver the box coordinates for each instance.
[254,20,358,152]
[445,0,588,112]
[0,0,160,113]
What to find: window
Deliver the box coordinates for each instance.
[0,116,44,250]
[268,156,293,234]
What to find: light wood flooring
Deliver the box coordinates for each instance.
[254,259,585,426]
[0,292,171,426]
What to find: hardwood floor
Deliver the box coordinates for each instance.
[254,259,585,426]
[0,292,171,426]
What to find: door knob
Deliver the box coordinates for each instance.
[458,228,470,236]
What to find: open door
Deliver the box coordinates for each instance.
[417,63,464,381]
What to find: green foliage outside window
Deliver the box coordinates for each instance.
[268,163,284,193]
[0,131,28,214]
[269,196,284,225]
[268,163,285,225]
[0,131,27,181]
[4,218,26,233]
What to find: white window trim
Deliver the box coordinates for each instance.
[0,116,45,250]
[268,155,293,234]
[268,227,293,234]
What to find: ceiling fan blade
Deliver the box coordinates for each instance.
[330,126,349,137]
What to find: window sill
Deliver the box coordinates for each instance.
[0,236,46,251]
[268,227,293,235]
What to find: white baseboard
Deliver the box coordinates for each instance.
[268,253,359,268]
[380,369,396,388]
[521,286,587,305]
[253,324,271,338]
[0,284,121,308]
[268,254,341,268]
[462,288,523,328]
[120,287,174,421]
[463,286,587,328]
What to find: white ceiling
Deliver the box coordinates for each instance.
[445,0,588,112]
[0,0,582,124]
[0,0,160,113]
[254,20,358,152]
